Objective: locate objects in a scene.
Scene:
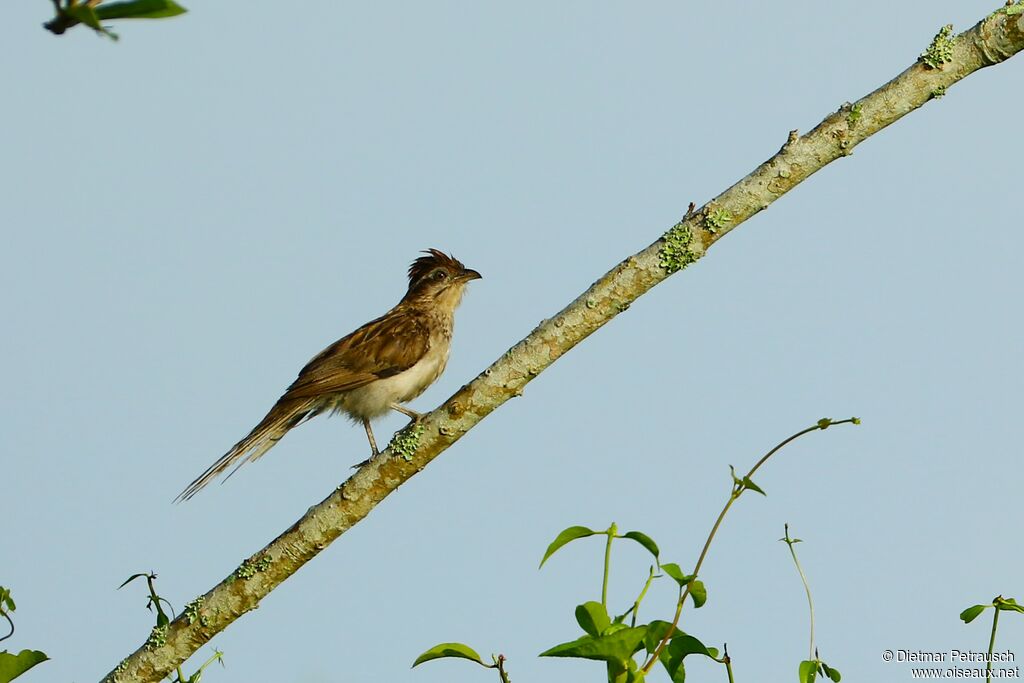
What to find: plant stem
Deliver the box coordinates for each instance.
[986,606,1000,683]
[784,524,815,661]
[495,654,511,683]
[630,566,657,627]
[0,610,13,643]
[640,418,857,674]
[602,523,617,608]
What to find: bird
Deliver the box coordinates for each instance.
[175,249,481,502]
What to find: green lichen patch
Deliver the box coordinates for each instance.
[847,102,863,126]
[920,24,955,69]
[390,422,425,461]
[184,596,210,627]
[931,85,948,99]
[234,554,273,581]
[996,1,1024,16]
[703,207,733,234]
[146,624,168,650]
[659,220,698,274]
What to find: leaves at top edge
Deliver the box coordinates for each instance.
[995,597,1024,614]
[118,573,151,590]
[820,661,842,682]
[539,626,647,664]
[688,580,707,608]
[960,604,988,623]
[642,622,718,683]
[0,649,50,683]
[539,526,597,568]
[659,563,693,588]
[657,564,707,607]
[799,659,818,683]
[95,0,188,20]
[742,476,766,496]
[412,642,485,668]
[575,601,611,637]
[642,621,718,659]
[621,531,660,562]
[627,669,647,683]
[667,634,718,660]
[64,4,109,33]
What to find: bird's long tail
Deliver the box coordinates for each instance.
[175,398,320,502]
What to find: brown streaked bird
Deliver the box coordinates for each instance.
[175,249,481,502]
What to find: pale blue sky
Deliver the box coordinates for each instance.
[3,2,1023,682]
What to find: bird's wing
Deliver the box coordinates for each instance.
[282,309,431,400]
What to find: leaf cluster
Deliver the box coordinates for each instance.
[43,0,186,40]
[0,586,48,683]
[413,419,860,682]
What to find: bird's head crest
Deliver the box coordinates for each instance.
[404,248,482,303]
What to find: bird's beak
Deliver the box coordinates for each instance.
[460,268,482,281]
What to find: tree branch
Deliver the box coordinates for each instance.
[100,7,1024,682]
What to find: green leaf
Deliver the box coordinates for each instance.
[667,634,717,660]
[539,526,597,567]
[539,626,647,664]
[799,659,818,683]
[821,661,841,682]
[0,650,49,683]
[660,563,694,588]
[118,573,150,590]
[742,476,766,496]
[643,620,672,652]
[626,668,646,683]
[65,4,104,29]
[688,580,707,608]
[604,622,630,635]
[960,605,988,623]
[649,626,719,683]
[657,565,705,606]
[0,587,13,613]
[621,531,660,561]
[641,621,716,658]
[995,597,1024,614]
[95,0,187,20]
[660,655,686,683]
[575,601,611,637]
[411,643,485,668]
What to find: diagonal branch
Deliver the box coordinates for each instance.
[100,7,1024,682]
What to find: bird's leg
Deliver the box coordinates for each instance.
[354,407,423,469]
[352,419,380,469]
[363,419,379,456]
[390,403,424,423]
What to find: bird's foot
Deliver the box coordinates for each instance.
[352,449,378,470]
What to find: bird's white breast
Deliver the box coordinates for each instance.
[335,344,450,420]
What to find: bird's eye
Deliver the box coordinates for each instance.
[433,270,448,280]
